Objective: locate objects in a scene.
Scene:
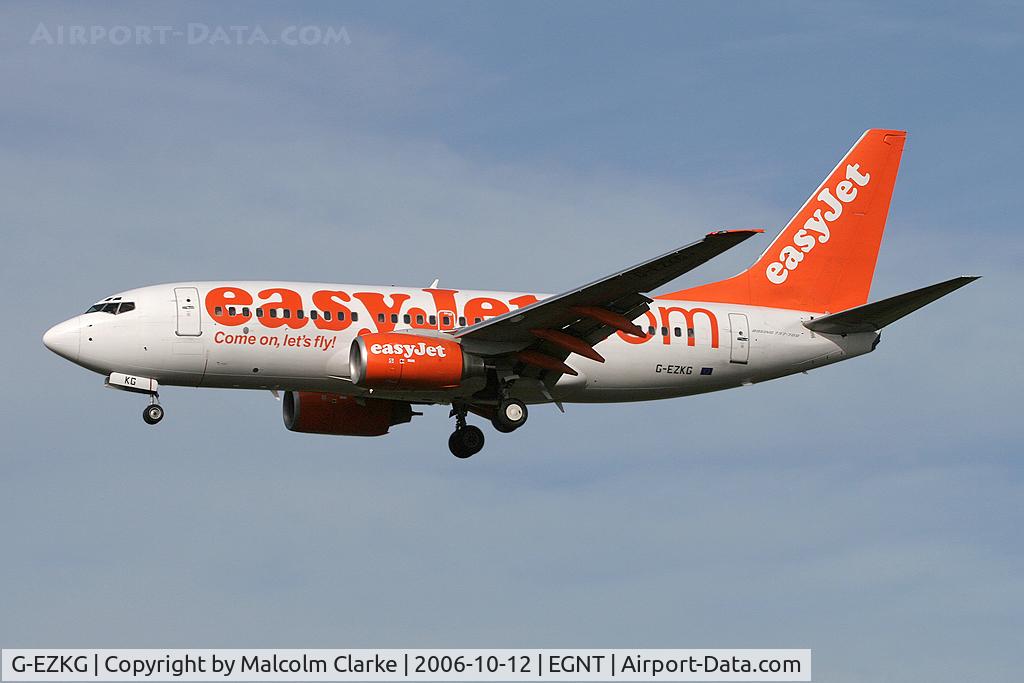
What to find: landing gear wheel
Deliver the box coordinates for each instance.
[449,425,485,459]
[143,403,164,425]
[493,399,528,432]
[491,418,517,434]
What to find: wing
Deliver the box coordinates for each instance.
[455,229,762,377]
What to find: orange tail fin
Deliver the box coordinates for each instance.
[664,129,907,313]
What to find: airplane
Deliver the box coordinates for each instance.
[43,129,978,458]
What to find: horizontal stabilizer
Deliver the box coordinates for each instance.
[804,276,979,334]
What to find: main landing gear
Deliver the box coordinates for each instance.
[449,405,485,459]
[491,398,528,433]
[448,398,530,458]
[142,396,164,425]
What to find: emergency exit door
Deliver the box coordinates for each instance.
[174,287,202,336]
[729,313,749,364]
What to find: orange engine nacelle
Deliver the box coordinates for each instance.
[282,391,413,436]
[350,333,484,390]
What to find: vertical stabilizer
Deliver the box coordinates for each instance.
[664,129,906,313]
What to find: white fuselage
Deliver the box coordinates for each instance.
[43,281,879,406]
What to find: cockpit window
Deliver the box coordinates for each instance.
[85,301,136,315]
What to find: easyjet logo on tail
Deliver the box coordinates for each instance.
[370,341,448,359]
[765,163,871,285]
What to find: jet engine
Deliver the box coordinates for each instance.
[282,391,413,436]
[349,333,484,390]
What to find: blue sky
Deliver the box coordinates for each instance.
[1,2,1021,681]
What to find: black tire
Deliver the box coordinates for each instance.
[491,417,517,433]
[493,399,528,432]
[449,425,485,458]
[143,404,164,425]
[448,431,469,458]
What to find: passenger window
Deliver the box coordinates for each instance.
[403,314,411,324]
[228,306,236,316]
[256,308,264,318]
[459,316,466,327]
[661,327,668,336]
[648,326,655,335]
[416,314,424,325]
[283,310,291,319]
[297,309,305,319]
[241,307,250,317]
[310,310,318,320]
[391,314,398,323]
[351,312,359,322]
[269,309,277,318]
[429,315,436,325]
[687,327,695,338]
[441,314,452,326]
[474,317,482,324]
[674,327,682,337]
[377,313,385,323]
[215,306,224,316]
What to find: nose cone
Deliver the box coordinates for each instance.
[43,316,81,362]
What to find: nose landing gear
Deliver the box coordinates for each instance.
[142,396,164,425]
[104,373,164,426]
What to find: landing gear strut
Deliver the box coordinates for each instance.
[448,403,485,458]
[142,395,164,425]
